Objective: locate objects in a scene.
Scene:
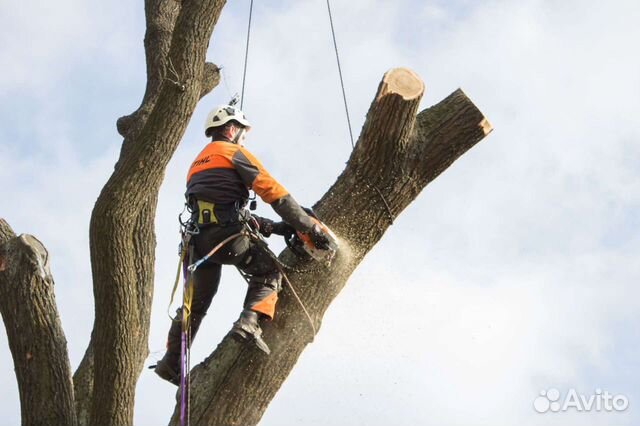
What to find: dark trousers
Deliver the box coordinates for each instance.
[164,223,281,362]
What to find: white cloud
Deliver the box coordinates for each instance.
[2,0,639,425]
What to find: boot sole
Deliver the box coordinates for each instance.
[154,362,180,386]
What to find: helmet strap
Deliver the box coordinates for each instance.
[232,127,246,145]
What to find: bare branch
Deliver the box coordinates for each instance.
[0,219,77,426]
[200,62,221,99]
[117,0,182,138]
[88,2,227,424]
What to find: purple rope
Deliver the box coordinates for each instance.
[179,256,190,426]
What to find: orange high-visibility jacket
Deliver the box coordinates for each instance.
[186,140,313,232]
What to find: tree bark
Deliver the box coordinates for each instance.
[1,3,493,424]
[2,2,225,424]
[86,1,225,424]
[171,68,492,425]
[72,336,94,426]
[0,219,77,426]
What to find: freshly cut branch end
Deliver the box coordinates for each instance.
[479,117,493,135]
[377,67,425,101]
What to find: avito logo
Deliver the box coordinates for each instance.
[534,388,629,413]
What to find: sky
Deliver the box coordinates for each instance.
[1,0,639,425]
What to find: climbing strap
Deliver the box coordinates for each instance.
[187,231,247,273]
[174,229,247,426]
[167,242,188,319]
[167,232,194,319]
[179,249,192,426]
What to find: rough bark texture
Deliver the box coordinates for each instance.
[1,3,492,424]
[85,1,224,425]
[171,68,492,425]
[72,336,94,426]
[0,219,77,426]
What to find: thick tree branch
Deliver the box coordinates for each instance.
[72,338,94,426]
[74,189,156,426]
[0,219,77,426]
[171,68,492,425]
[116,0,181,138]
[0,219,15,244]
[116,1,221,138]
[200,62,221,99]
[2,1,494,424]
[88,1,227,425]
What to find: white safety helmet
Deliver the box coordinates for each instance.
[204,105,251,136]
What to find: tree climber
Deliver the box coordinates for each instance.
[154,104,330,385]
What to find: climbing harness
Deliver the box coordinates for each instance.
[179,243,192,426]
[176,207,199,426]
[185,214,320,339]
[166,211,247,426]
[187,231,246,273]
[159,3,398,424]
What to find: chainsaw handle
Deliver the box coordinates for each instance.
[283,227,309,259]
[280,206,319,258]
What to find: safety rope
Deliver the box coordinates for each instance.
[170,228,245,426]
[187,232,247,272]
[242,229,319,340]
[240,0,254,109]
[373,185,395,224]
[326,0,355,149]
[179,252,192,426]
[325,2,397,218]
[167,244,188,319]
[278,265,317,339]
[238,0,353,148]
[267,247,329,275]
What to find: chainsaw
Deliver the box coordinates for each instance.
[283,208,339,265]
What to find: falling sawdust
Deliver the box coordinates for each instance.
[327,234,360,285]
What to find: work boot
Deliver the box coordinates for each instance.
[231,310,271,355]
[153,352,180,386]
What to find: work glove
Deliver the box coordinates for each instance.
[251,215,274,237]
[271,221,295,236]
[308,224,331,250]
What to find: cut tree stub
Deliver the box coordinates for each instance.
[377,67,425,101]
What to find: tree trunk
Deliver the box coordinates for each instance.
[171,68,492,425]
[85,1,225,425]
[1,3,493,425]
[0,220,77,426]
[1,2,224,424]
